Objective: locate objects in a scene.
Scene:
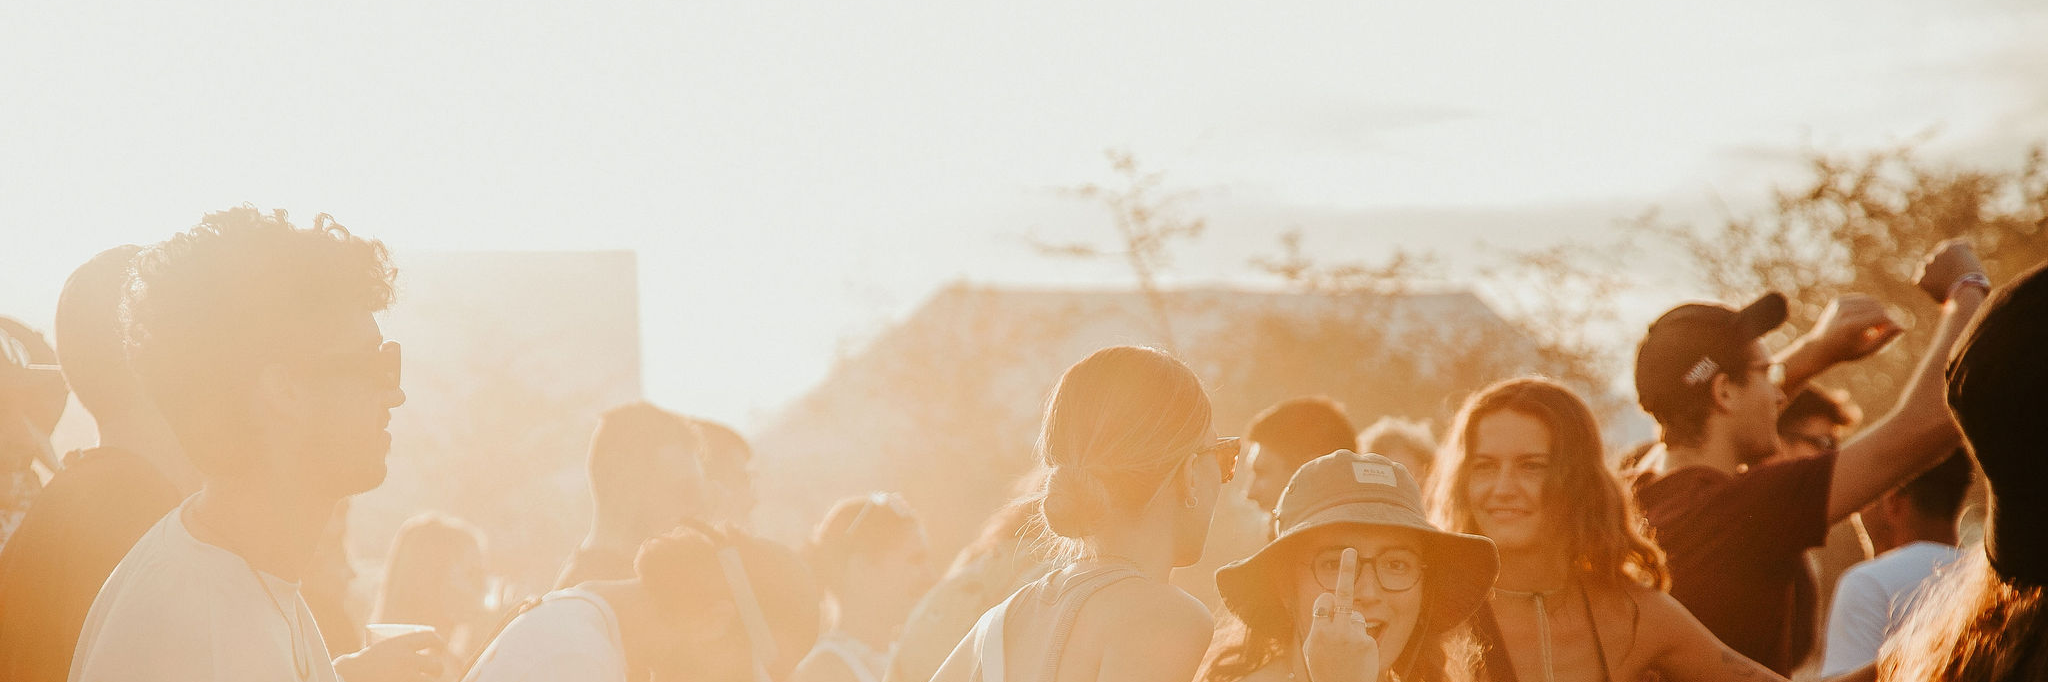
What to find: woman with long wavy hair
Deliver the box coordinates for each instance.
[1431,377,1871,682]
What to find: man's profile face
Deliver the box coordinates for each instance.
[278,312,406,496]
[1245,442,1295,513]
[1730,341,1786,465]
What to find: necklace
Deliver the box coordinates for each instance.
[241,559,314,682]
[1493,585,1572,682]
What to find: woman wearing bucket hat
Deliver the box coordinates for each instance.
[931,346,1237,682]
[1199,450,1499,682]
[1431,377,1875,682]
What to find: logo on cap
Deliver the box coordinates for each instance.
[1682,357,1720,386]
[1352,461,1397,487]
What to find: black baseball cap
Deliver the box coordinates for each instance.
[1634,293,1789,414]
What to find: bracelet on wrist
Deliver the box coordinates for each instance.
[1947,273,1991,302]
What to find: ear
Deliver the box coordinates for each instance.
[1708,372,1739,414]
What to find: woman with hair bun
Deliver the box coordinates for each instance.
[932,345,1240,682]
[793,492,934,682]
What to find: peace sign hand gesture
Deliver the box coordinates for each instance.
[1302,548,1381,682]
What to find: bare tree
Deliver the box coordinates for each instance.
[1033,149,1207,350]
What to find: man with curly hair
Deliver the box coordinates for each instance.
[69,208,439,682]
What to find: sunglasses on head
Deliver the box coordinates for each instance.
[1197,437,1242,484]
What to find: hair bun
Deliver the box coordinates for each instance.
[1040,465,1109,538]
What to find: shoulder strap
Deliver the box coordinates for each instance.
[1032,566,1145,682]
[1470,602,1519,682]
[971,594,1014,682]
[1579,585,1613,682]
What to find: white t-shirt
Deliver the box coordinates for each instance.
[462,588,627,682]
[1820,541,1964,676]
[70,496,340,682]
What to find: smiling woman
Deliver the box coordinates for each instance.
[1429,377,1873,682]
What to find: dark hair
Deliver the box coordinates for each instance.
[587,402,703,509]
[1199,564,1479,682]
[1647,347,1760,449]
[1899,450,1975,523]
[1431,377,1670,590]
[803,493,922,592]
[123,207,396,473]
[1246,396,1358,470]
[637,523,821,680]
[55,245,147,420]
[1778,387,1860,434]
[1036,346,1212,547]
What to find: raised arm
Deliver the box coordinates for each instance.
[1774,294,1904,399]
[1826,240,1987,522]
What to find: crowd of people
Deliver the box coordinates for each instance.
[0,206,2041,682]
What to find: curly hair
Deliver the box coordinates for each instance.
[122,206,396,473]
[1430,377,1669,590]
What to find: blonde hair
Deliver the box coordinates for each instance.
[1035,346,1212,558]
[1880,550,2048,682]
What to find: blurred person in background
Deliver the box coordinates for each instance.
[1199,451,1500,682]
[0,246,198,682]
[794,492,934,682]
[464,523,820,682]
[0,317,64,552]
[1773,387,1870,677]
[693,418,758,529]
[557,402,709,589]
[883,473,1053,682]
[1244,397,1357,516]
[1822,450,1972,676]
[1629,240,1986,674]
[1434,377,1867,682]
[1881,258,2048,682]
[930,346,1232,682]
[1358,417,1437,486]
[374,512,492,662]
[68,209,443,682]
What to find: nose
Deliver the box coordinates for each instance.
[385,386,407,409]
[1352,569,1385,604]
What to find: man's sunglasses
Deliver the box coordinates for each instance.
[298,341,402,391]
[1198,437,1242,485]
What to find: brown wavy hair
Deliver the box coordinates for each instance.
[1197,574,1480,682]
[1429,377,1668,590]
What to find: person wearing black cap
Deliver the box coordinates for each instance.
[1881,257,2048,682]
[1630,239,1989,675]
[1198,451,1500,682]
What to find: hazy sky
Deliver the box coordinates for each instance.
[4,0,2043,430]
